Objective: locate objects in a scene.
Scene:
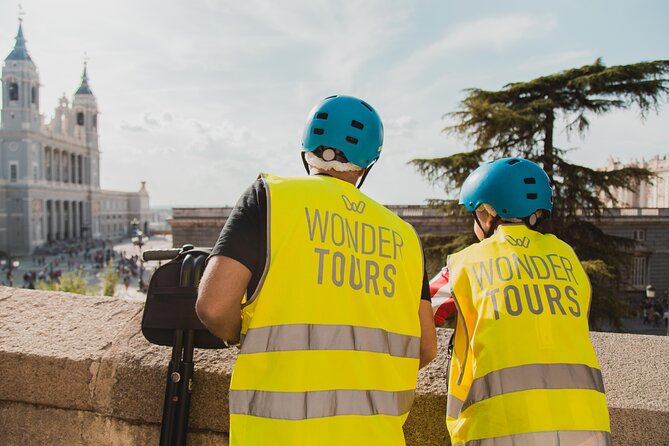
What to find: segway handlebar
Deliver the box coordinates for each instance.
[143,248,182,262]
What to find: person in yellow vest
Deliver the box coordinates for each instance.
[196,95,438,446]
[445,157,611,445]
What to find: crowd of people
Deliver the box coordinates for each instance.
[640,297,668,327]
[2,238,149,294]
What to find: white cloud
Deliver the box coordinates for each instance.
[518,50,595,73]
[211,0,412,87]
[119,122,148,133]
[143,113,161,128]
[188,119,254,157]
[385,115,419,139]
[393,13,558,81]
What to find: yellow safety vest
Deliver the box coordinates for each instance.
[446,225,611,446]
[229,173,424,446]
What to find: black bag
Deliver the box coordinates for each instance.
[141,246,226,349]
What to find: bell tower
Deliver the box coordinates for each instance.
[1,18,40,131]
[72,61,100,188]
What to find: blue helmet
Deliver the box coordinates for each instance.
[459,157,553,219]
[302,95,384,168]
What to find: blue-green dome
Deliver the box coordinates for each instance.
[5,22,33,63]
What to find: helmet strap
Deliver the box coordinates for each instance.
[473,212,501,239]
[301,151,311,174]
[356,159,376,189]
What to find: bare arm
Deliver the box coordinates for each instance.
[196,255,252,343]
[418,299,438,369]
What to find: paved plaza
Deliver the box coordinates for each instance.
[4,235,174,301]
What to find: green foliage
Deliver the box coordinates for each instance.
[59,268,92,295]
[35,268,92,295]
[36,279,58,292]
[581,260,632,330]
[421,232,477,277]
[411,59,669,328]
[101,261,120,296]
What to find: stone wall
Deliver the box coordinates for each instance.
[168,208,233,249]
[1,288,668,445]
[167,205,471,253]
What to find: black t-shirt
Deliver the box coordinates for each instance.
[210,177,432,301]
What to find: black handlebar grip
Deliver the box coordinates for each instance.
[143,249,181,262]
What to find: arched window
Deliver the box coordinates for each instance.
[9,83,19,101]
[77,112,84,126]
[31,86,36,104]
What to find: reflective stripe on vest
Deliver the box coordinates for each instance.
[230,388,416,419]
[446,225,610,444]
[240,323,420,358]
[447,362,605,418]
[230,174,424,446]
[451,430,612,446]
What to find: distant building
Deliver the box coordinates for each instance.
[148,207,173,235]
[0,20,150,255]
[596,208,669,300]
[602,154,669,208]
[600,155,669,301]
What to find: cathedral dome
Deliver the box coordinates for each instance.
[5,22,33,63]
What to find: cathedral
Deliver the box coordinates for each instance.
[0,20,150,255]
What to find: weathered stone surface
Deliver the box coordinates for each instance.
[0,286,236,441]
[0,401,229,446]
[1,287,668,445]
[593,331,669,412]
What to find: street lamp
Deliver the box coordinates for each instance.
[132,227,149,293]
[646,284,656,299]
[1,258,20,287]
[132,232,149,256]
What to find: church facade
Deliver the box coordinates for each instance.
[0,21,150,255]
[602,154,669,208]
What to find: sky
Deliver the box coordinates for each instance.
[2,0,668,207]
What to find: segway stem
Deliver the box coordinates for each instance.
[141,246,228,446]
[175,330,195,445]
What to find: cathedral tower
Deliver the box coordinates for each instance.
[2,20,40,132]
[72,62,100,188]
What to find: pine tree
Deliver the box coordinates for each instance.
[411,59,669,329]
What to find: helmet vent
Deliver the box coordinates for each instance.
[527,193,538,200]
[507,159,521,165]
[359,101,373,112]
[313,128,324,135]
[346,136,359,144]
[351,120,364,130]
[316,112,329,120]
[524,177,536,184]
